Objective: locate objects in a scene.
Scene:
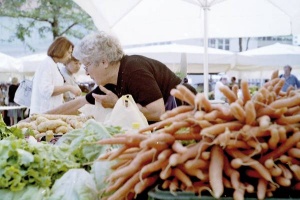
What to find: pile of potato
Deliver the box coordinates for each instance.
[15,114,93,140]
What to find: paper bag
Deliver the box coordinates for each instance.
[105,94,148,130]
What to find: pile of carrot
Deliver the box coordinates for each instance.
[97,70,300,200]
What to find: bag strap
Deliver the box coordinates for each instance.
[56,64,66,83]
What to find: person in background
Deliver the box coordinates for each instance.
[214,75,228,101]
[229,76,237,90]
[30,36,82,114]
[46,31,196,122]
[279,65,300,92]
[7,77,22,125]
[59,56,82,102]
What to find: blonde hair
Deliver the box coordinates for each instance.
[12,77,18,85]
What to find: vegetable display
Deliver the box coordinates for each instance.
[96,70,300,200]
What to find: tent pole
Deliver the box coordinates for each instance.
[203,0,209,98]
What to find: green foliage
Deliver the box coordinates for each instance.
[0,0,96,51]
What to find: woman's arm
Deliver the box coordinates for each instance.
[137,98,165,121]
[52,85,81,97]
[45,96,88,115]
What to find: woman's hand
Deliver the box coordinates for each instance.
[92,85,118,108]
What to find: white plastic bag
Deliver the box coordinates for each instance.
[105,94,148,130]
[14,79,33,107]
[78,101,112,122]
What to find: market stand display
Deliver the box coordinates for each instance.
[96,70,300,199]
[1,69,300,199]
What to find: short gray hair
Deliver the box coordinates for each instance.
[73,31,124,66]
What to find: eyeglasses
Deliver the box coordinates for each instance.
[83,62,92,71]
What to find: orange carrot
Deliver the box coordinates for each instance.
[259,131,300,163]
[230,102,246,122]
[244,101,256,125]
[257,178,268,200]
[219,85,237,104]
[200,121,243,137]
[176,84,196,106]
[241,80,251,103]
[160,105,194,120]
[172,168,193,187]
[134,175,158,195]
[209,145,225,199]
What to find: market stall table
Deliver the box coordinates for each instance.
[0,105,27,125]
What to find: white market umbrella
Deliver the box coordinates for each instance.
[229,43,300,82]
[236,43,300,70]
[124,44,236,73]
[73,0,300,96]
[0,52,22,73]
[18,53,48,74]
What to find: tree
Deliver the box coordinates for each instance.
[0,0,96,51]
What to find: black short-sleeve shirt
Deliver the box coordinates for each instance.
[85,55,195,106]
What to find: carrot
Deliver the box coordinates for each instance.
[232,84,239,98]
[200,93,213,113]
[134,175,158,195]
[278,154,300,165]
[200,121,243,138]
[107,171,140,200]
[275,176,291,187]
[108,148,156,182]
[270,70,279,80]
[172,140,188,154]
[257,178,268,200]
[184,158,209,170]
[293,182,300,190]
[173,132,202,141]
[219,85,237,104]
[227,149,275,184]
[289,164,300,180]
[259,131,300,163]
[110,160,130,171]
[244,101,256,125]
[204,110,220,121]
[269,93,300,109]
[179,165,207,180]
[268,127,280,150]
[209,145,225,199]
[211,104,232,118]
[230,102,246,123]
[139,133,175,149]
[105,176,127,193]
[176,84,196,106]
[233,187,245,200]
[169,177,179,193]
[108,145,128,160]
[139,111,193,132]
[164,121,190,134]
[139,159,168,181]
[194,110,205,120]
[223,156,241,190]
[158,149,173,161]
[278,126,287,143]
[288,147,300,159]
[172,168,193,187]
[273,78,285,95]
[278,163,293,180]
[257,115,271,129]
[160,164,172,180]
[276,115,300,125]
[285,106,300,116]
[160,105,194,120]
[241,80,251,103]
[161,180,171,189]
[252,92,265,111]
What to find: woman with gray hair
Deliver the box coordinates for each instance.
[47,32,196,122]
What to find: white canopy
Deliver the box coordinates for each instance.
[18,53,48,74]
[0,52,22,73]
[229,43,300,80]
[73,0,300,96]
[124,44,236,73]
[74,0,300,46]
